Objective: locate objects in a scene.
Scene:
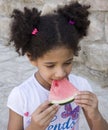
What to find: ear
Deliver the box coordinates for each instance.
[26,52,37,66]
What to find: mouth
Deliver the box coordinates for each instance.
[52,77,68,81]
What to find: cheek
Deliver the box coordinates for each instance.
[40,69,52,77]
[67,64,72,72]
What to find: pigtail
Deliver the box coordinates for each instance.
[57,1,90,38]
[9,7,41,55]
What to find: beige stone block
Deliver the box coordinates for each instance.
[41,4,56,15]
[105,13,108,42]
[4,0,44,4]
[0,1,44,16]
[0,1,12,16]
[0,17,10,39]
[78,0,108,11]
[85,12,104,41]
[23,0,44,3]
[45,0,66,5]
[23,0,45,5]
[82,43,108,71]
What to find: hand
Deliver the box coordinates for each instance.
[30,100,59,130]
[74,91,100,119]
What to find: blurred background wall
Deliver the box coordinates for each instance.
[0,0,108,87]
[0,0,108,130]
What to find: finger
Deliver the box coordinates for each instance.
[75,91,96,101]
[75,92,96,106]
[75,98,93,107]
[78,91,97,99]
[39,104,59,121]
[36,104,59,128]
[75,92,98,108]
[31,102,59,129]
[77,91,93,96]
[40,104,59,125]
[75,95,93,103]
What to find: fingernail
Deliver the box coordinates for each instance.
[55,104,60,108]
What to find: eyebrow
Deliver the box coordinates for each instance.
[44,57,73,65]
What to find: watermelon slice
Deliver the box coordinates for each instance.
[49,78,79,105]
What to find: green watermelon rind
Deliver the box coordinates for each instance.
[49,94,77,105]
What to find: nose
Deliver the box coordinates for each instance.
[55,67,66,80]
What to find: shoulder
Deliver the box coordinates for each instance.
[8,73,38,98]
[7,74,39,115]
[69,74,92,91]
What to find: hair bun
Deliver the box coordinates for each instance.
[10,7,41,55]
[57,1,90,38]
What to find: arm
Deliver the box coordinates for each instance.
[7,109,23,130]
[7,101,59,130]
[83,107,108,130]
[75,91,108,130]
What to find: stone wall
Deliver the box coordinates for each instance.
[0,1,108,130]
[0,0,108,87]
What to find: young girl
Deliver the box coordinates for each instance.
[7,1,108,130]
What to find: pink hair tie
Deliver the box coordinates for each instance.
[69,20,75,25]
[32,28,38,35]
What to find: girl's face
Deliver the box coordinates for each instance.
[30,46,74,90]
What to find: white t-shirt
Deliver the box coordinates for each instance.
[7,74,92,130]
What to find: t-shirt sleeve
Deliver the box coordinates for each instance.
[78,77,93,92]
[69,74,93,92]
[7,87,24,116]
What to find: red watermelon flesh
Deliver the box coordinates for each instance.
[49,78,79,105]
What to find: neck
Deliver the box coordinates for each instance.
[35,71,51,90]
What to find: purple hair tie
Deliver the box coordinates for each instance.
[32,28,38,35]
[69,20,75,25]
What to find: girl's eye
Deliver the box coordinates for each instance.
[65,61,72,65]
[46,65,55,68]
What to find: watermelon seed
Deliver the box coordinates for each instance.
[54,81,58,87]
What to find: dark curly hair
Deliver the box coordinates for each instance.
[9,1,90,60]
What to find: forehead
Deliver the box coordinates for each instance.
[40,47,74,61]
